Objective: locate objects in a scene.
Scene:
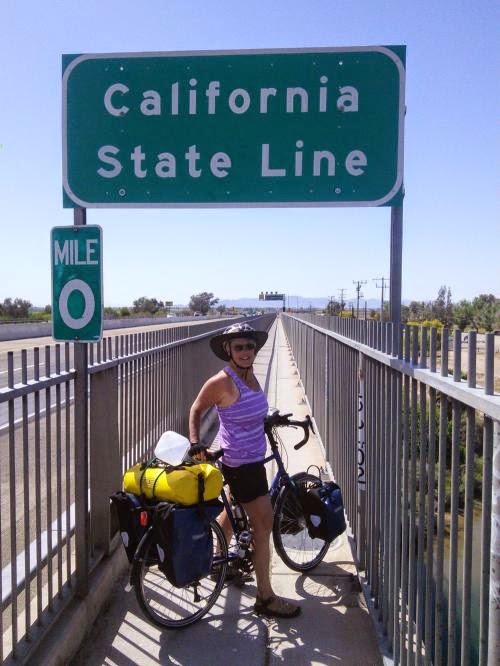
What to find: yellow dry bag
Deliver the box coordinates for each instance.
[123,461,223,505]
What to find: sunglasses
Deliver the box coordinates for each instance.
[231,342,257,352]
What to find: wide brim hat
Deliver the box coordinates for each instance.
[210,323,268,361]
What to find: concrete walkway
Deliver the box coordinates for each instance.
[69,319,382,666]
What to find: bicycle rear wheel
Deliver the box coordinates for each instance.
[131,520,227,629]
[273,473,330,572]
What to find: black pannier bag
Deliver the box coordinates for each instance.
[153,500,223,588]
[110,491,147,562]
[301,481,346,542]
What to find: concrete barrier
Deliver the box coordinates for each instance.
[0,315,221,342]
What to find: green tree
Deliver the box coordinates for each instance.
[132,297,164,314]
[189,292,219,315]
[324,299,342,316]
[0,297,32,318]
[432,285,447,322]
[453,299,474,329]
[444,287,454,326]
[471,294,498,331]
[408,300,423,321]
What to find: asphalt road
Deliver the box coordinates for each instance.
[0,320,214,430]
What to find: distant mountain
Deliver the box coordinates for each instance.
[219,296,385,310]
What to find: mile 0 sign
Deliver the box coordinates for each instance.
[62,46,405,208]
[51,225,103,342]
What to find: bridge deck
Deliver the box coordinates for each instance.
[65,319,383,665]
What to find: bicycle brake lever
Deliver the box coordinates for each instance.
[306,415,316,434]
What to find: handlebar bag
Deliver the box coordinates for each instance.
[110,491,147,563]
[123,461,223,505]
[301,481,346,542]
[153,501,223,587]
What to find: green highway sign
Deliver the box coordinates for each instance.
[51,225,103,342]
[62,47,405,209]
[259,291,285,301]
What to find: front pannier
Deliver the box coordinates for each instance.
[301,481,346,542]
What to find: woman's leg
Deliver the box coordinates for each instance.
[216,506,234,545]
[242,494,300,614]
[242,494,274,598]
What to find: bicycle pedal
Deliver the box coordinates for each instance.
[232,572,254,587]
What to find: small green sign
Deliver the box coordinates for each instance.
[62,47,405,208]
[51,226,103,342]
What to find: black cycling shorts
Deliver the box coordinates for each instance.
[221,461,269,504]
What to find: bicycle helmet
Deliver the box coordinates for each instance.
[210,323,268,361]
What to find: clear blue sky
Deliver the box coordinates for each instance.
[1,0,498,307]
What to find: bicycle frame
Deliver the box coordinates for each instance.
[218,425,296,536]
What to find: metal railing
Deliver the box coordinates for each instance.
[282,313,499,666]
[0,314,275,663]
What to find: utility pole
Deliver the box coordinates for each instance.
[338,288,347,313]
[373,277,389,322]
[353,280,367,319]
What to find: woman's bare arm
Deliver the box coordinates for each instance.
[188,374,226,443]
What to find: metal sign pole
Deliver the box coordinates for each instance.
[389,204,403,356]
[73,206,90,598]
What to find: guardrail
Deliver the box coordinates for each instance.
[0,313,239,342]
[282,313,499,666]
[0,314,275,663]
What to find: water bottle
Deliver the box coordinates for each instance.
[232,501,247,532]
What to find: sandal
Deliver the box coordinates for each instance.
[253,595,301,618]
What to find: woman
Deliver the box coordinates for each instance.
[189,322,301,618]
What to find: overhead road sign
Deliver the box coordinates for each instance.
[62,46,405,209]
[51,225,103,342]
[259,292,285,301]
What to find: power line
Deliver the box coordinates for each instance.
[353,280,367,318]
[373,277,389,322]
[337,288,347,312]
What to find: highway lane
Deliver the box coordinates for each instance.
[0,319,223,429]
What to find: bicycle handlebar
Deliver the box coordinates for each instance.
[263,411,315,450]
[188,412,316,462]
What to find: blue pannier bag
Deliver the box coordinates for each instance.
[302,481,346,542]
[153,501,223,587]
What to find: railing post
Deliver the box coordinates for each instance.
[357,352,366,569]
[90,366,121,556]
[488,420,500,665]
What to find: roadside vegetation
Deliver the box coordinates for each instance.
[325,286,499,332]
[0,291,253,323]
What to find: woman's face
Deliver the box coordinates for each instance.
[227,337,257,367]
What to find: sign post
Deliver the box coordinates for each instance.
[51,224,103,342]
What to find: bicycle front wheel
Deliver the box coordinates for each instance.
[273,473,330,572]
[131,521,228,629]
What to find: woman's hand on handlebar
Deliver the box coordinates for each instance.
[187,444,223,463]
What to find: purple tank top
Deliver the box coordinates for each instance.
[216,366,269,467]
